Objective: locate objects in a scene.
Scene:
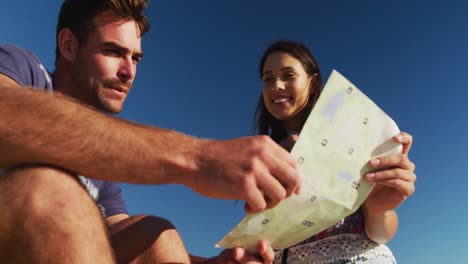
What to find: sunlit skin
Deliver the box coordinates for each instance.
[54,12,143,113]
[262,52,314,132]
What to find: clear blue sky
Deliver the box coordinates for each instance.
[1,0,466,263]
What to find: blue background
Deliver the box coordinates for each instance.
[1,1,466,263]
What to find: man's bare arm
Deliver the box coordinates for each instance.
[0,73,202,185]
[0,74,301,211]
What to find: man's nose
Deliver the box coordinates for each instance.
[118,57,136,82]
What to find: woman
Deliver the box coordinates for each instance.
[253,40,416,264]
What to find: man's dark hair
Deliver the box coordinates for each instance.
[55,0,150,64]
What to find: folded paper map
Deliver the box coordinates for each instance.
[216,70,402,252]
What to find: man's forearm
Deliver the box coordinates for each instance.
[1,76,303,208]
[0,84,199,185]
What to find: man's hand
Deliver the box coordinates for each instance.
[194,136,302,213]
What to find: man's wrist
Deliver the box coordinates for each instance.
[181,138,212,191]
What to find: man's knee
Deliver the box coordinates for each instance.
[0,166,113,262]
[3,166,91,214]
[0,166,102,233]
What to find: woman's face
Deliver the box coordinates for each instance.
[262,52,312,131]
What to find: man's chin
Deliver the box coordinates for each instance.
[104,106,123,114]
[105,108,122,114]
[99,101,124,114]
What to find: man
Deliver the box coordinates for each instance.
[0,0,301,263]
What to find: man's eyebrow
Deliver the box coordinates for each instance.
[102,41,143,58]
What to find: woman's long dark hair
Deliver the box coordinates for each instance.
[253,40,324,143]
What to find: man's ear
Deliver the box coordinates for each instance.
[57,28,79,62]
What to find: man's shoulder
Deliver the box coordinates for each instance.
[0,43,36,61]
[0,43,53,90]
[0,43,27,51]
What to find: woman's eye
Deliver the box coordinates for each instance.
[263,76,274,82]
[283,73,295,80]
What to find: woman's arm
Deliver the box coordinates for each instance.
[363,132,416,243]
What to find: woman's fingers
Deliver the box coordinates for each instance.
[366,168,416,196]
[369,154,415,171]
[393,132,413,155]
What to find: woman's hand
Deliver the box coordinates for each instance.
[364,132,416,215]
[210,240,274,264]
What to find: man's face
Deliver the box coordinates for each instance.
[70,13,143,114]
